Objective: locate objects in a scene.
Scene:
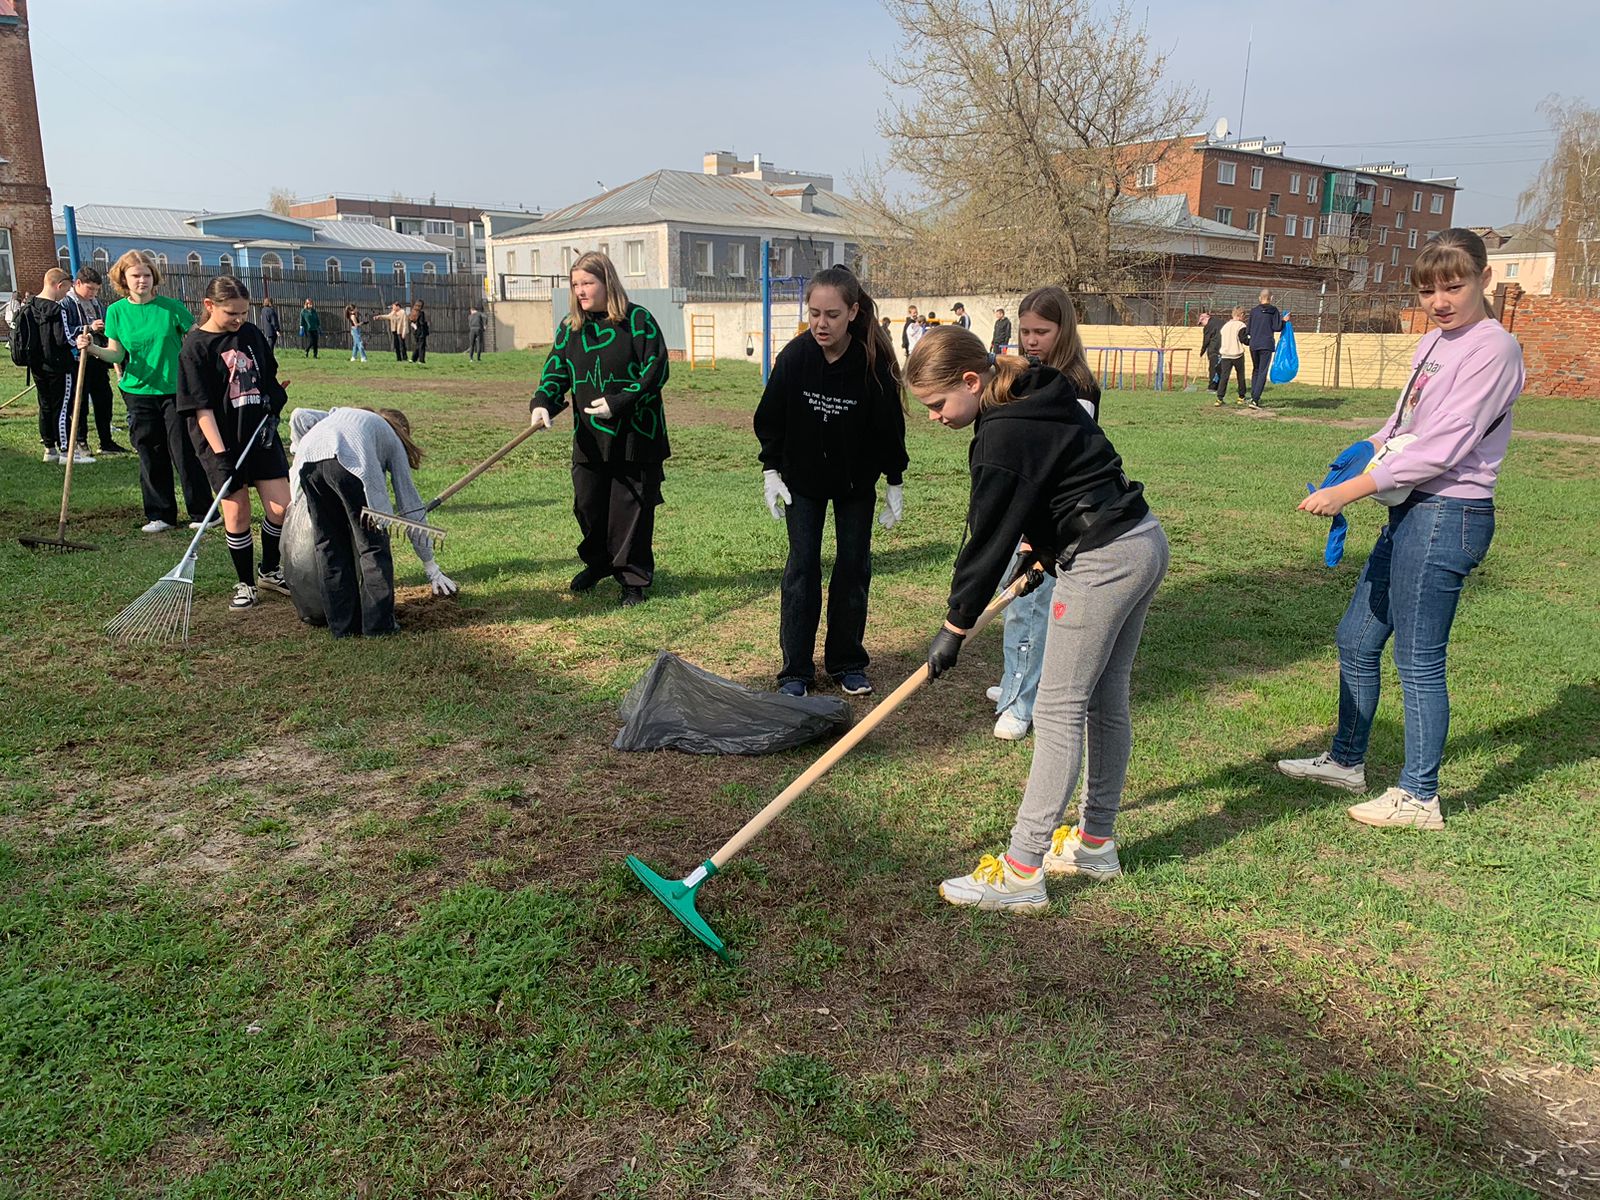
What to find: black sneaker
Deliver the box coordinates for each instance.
[99,441,130,454]
[619,585,646,608]
[570,565,606,592]
[778,679,809,698]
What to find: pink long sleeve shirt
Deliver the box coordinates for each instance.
[1369,317,1524,500]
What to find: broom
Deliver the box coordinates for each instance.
[360,422,542,547]
[19,362,97,552]
[106,411,277,645]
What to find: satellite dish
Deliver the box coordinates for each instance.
[1212,117,1230,142]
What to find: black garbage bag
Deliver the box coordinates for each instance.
[280,491,327,626]
[615,652,851,755]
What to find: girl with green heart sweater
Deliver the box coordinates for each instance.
[530,251,670,605]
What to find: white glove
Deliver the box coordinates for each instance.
[582,396,613,420]
[529,407,552,430]
[879,483,905,530]
[763,469,791,521]
[425,561,458,596]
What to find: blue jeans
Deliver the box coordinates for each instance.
[349,327,367,361]
[779,491,874,684]
[996,547,1054,722]
[1330,493,1495,798]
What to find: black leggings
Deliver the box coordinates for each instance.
[301,458,397,638]
[1216,357,1246,400]
[303,330,319,357]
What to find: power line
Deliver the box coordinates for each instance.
[1292,128,1553,149]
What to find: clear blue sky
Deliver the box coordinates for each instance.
[29,0,1593,228]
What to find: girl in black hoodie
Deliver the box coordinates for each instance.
[754,267,908,697]
[908,326,1168,914]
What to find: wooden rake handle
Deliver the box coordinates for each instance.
[708,571,1035,870]
[54,357,92,537]
[426,423,541,512]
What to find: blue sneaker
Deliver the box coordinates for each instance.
[838,672,873,696]
[778,679,809,698]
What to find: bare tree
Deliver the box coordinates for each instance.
[1521,94,1600,299]
[869,0,1205,295]
[268,187,296,216]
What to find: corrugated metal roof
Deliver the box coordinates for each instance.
[54,204,446,253]
[1118,195,1256,241]
[507,170,886,239]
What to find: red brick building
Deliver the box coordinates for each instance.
[0,0,54,303]
[1128,134,1459,290]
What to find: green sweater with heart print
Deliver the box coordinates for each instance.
[533,303,670,465]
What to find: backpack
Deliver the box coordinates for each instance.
[8,304,44,375]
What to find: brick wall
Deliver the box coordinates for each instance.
[1500,286,1600,398]
[0,0,55,294]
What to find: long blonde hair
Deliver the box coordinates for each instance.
[905,326,1031,412]
[566,251,630,328]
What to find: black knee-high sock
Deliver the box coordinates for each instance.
[226,529,254,585]
[259,517,282,573]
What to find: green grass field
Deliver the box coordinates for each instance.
[1,348,1596,1198]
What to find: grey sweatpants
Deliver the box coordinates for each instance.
[1007,518,1169,866]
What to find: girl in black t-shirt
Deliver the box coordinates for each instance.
[176,275,291,610]
[753,267,909,697]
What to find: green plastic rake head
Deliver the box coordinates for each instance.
[625,856,728,960]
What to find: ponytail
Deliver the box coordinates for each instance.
[905,325,1028,411]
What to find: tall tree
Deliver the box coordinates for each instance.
[870,0,1205,294]
[1521,95,1600,300]
[268,187,296,216]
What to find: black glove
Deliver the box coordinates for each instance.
[213,450,238,478]
[927,627,966,679]
[1008,558,1048,596]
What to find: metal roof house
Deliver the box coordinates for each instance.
[486,167,890,299]
[53,205,455,285]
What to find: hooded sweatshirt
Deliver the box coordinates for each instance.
[21,295,73,375]
[946,364,1149,628]
[1246,302,1284,353]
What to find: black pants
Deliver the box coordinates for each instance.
[301,458,396,638]
[61,360,115,447]
[1250,348,1272,404]
[779,491,874,684]
[125,390,213,525]
[35,370,65,448]
[468,330,484,360]
[392,333,406,361]
[572,460,662,589]
[303,330,319,358]
[1207,352,1220,390]
[1216,357,1246,401]
[410,336,427,363]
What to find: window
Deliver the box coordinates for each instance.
[624,239,645,275]
[1136,163,1156,189]
[1379,227,1388,246]
[423,219,454,236]
[1249,165,1264,190]
[1407,229,1418,250]
[1267,192,1281,216]
[507,251,517,272]
[1284,254,1295,263]
[598,242,609,258]
[187,252,202,268]
[260,252,283,279]
[1411,191,1422,212]
[529,250,539,274]
[218,252,232,272]
[1396,212,1405,230]
[156,253,168,267]
[1264,234,1276,257]
[1505,262,1520,278]
[1217,161,1236,185]
[1430,193,1444,214]
[1285,215,1298,237]
[1403,267,1412,284]
[730,243,747,277]
[1307,176,1319,202]
[292,254,306,273]
[1300,255,1312,265]
[392,262,406,285]
[56,245,71,272]
[1373,264,1384,284]
[1289,172,1301,194]
[0,230,13,294]
[1246,209,1259,232]
[694,240,714,275]
[423,262,437,277]
[1392,247,1401,266]
[325,258,341,283]
[772,244,794,276]
[360,259,375,284]
[1381,186,1392,207]
[1214,206,1233,225]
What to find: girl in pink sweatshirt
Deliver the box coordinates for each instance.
[1278,228,1524,830]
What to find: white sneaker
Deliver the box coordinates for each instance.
[993,712,1031,740]
[188,514,222,531]
[140,519,176,533]
[986,685,1002,704]
[1348,787,1444,831]
[42,447,61,463]
[229,583,258,610]
[1276,752,1367,793]
[938,853,1049,913]
[72,446,95,464]
[1042,825,1122,879]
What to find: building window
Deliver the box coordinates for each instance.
[1267,192,1281,216]
[1217,161,1236,185]
[1307,176,1319,202]
[1430,193,1444,214]
[1505,262,1520,278]
[1283,254,1295,263]
[392,262,406,285]
[529,250,539,274]
[1246,209,1259,232]
[1264,234,1276,257]
[156,253,168,267]
[90,248,109,268]
[218,252,232,272]
[1407,229,1418,249]
[423,262,437,277]
[730,243,747,276]
[1404,267,1412,284]
[325,258,341,283]
[598,242,610,259]
[1412,191,1423,212]
[0,230,14,294]
[1396,212,1405,229]
[1214,206,1233,225]
[1249,165,1264,190]
[1373,264,1384,284]
[187,252,202,268]
[292,254,306,273]
[1300,255,1311,265]
[1285,215,1298,237]
[260,252,283,279]
[1379,227,1388,246]
[624,240,645,275]
[1137,164,1156,189]
[507,250,517,272]
[772,244,794,276]
[1381,186,1392,207]
[56,244,71,272]
[694,240,714,275]
[1289,172,1301,194]
[1392,247,1401,266]
[360,259,375,284]
[424,219,454,236]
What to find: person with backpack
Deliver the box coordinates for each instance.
[12,268,75,463]
[59,266,126,456]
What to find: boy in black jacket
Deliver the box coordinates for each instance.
[20,269,75,463]
[1246,290,1285,407]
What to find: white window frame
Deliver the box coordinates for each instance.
[1382,186,1392,207]
[217,252,232,272]
[156,253,168,267]
[1264,234,1276,257]
[392,262,406,285]
[1404,266,1412,284]
[325,258,341,283]
[1430,194,1444,215]
[260,251,283,279]
[1289,172,1301,195]
[1267,192,1281,216]
[0,229,13,295]
[730,243,747,277]
[1373,263,1384,284]
[360,259,375,284]
[1300,255,1311,265]
[1407,229,1419,250]
[624,239,645,276]
[187,252,202,268]
[598,242,610,259]
[1285,215,1298,237]
[1396,212,1405,229]
[1412,191,1423,212]
[56,244,71,272]
[423,262,437,277]
[1214,206,1233,225]
[1505,262,1520,278]
[694,240,714,276]
[773,245,794,276]
[1379,227,1388,246]
[1137,163,1156,189]
[1217,161,1237,186]
[1307,176,1319,202]
[1246,209,1260,232]
[506,250,517,272]
[424,219,454,236]
[292,254,306,273]
[1250,165,1264,190]
[530,250,539,274]
[1392,247,1401,266]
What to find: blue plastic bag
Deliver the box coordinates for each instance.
[1270,319,1299,383]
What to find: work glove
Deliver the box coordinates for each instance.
[582,396,613,420]
[213,450,239,479]
[1007,559,1048,596]
[926,626,966,679]
[529,406,552,430]
[878,483,905,530]
[763,469,791,521]
[425,561,459,597]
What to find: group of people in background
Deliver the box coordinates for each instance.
[234,296,445,365]
[1200,289,1286,408]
